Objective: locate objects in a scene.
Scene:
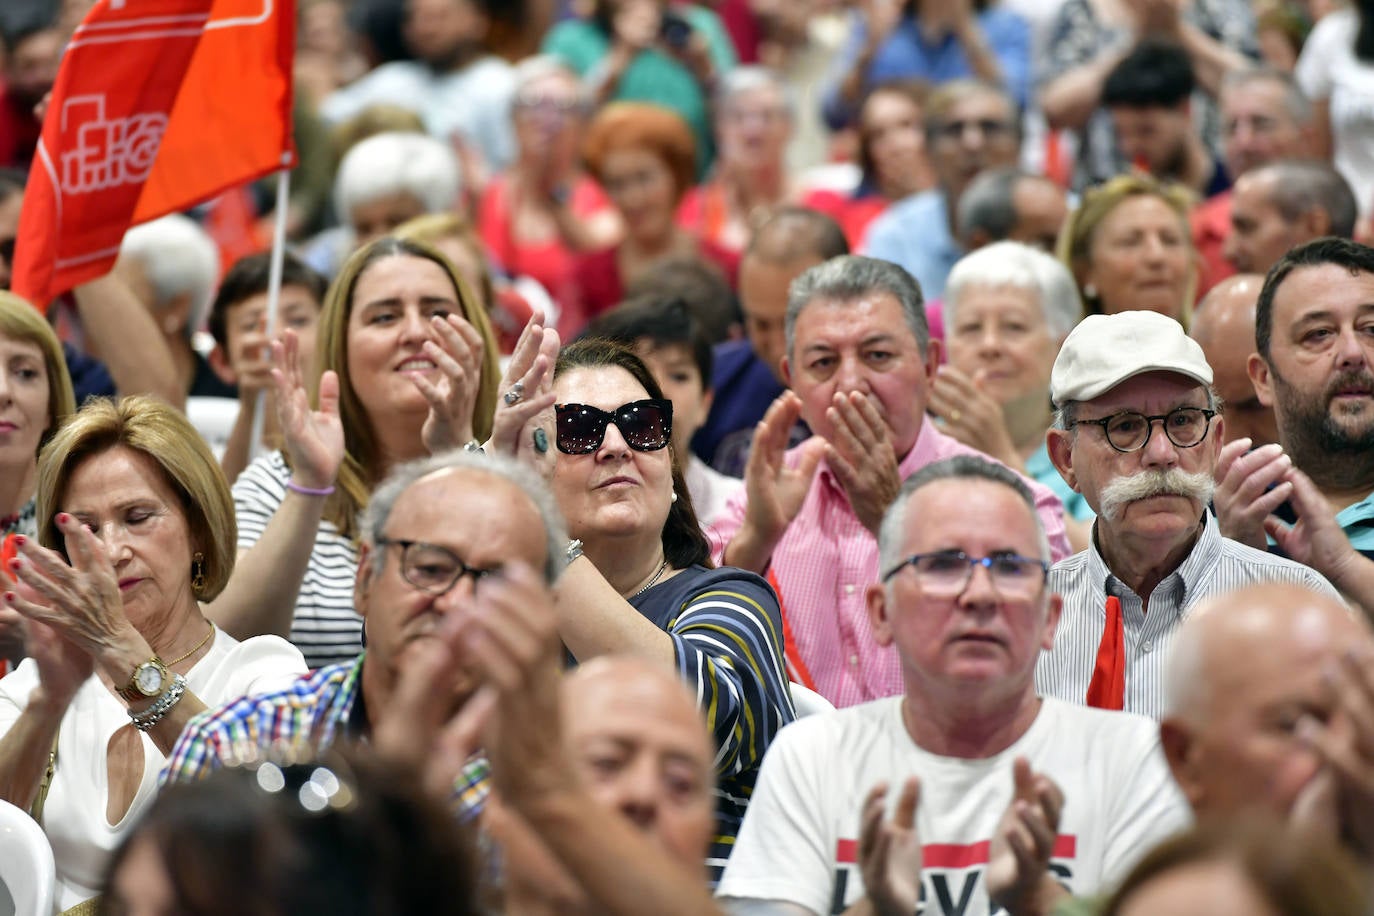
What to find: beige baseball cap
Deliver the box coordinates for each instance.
[1050,311,1213,406]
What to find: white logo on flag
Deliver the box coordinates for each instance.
[59,95,167,194]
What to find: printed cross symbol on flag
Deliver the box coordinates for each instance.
[11,0,296,308]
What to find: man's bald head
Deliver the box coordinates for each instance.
[1191,275,1278,447]
[1162,583,1366,818]
[562,657,716,872]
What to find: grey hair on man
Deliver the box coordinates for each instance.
[715,64,796,122]
[785,255,928,362]
[360,449,569,585]
[1257,159,1359,240]
[876,455,1052,584]
[1220,66,1313,126]
[955,167,1025,243]
[943,240,1084,340]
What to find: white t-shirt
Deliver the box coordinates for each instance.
[0,630,306,911]
[233,451,363,669]
[717,696,1189,915]
[1296,9,1374,219]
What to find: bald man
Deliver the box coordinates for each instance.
[1190,275,1279,449]
[1160,583,1373,843]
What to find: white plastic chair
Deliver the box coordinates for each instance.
[789,682,835,718]
[0,799,56,916]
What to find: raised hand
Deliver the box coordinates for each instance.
[825,391,900,536]
[0,588,91,706]
[740,392,826,553]
[1297,648,1374,863]
[928,366,1020,469]
[414,313,486,455]
[271,330,344,490]
[858,777,923,916]
[1213,439,1292,550]
[488,312,560,479]
[987,758,1068,916]
[1264,466,1365,588]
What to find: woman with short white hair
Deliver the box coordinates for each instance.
[929,240,1093,545]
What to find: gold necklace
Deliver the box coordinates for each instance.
[165,623,215,667]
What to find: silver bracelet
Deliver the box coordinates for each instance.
[130,674,187,732]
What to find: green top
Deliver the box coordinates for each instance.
[542,5,737,178]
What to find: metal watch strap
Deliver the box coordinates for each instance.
[129,674,187,732]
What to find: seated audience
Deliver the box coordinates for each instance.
[694,206,846,478]
[803,81,934,250]
[542,0,738,178]
[568,102,739,339]
[717,456,1188,914]
[113,215,230,401]
[1102,41,1230,197]
[0,397,307,912]
[491,337,795,882]
[204,251,328,484]
[1037,310,1336,719]
[955,167,1069,254]
[680,66,797,255]
[864,80,1022,300]
[931,242,1092,548]
[478,55,621,308]
[208,237,499,668]
[715,255,1071,707]
[1225,159,1357,274]
[1101,817,1370,916]
[319,0,516,172]
[1057,174,1197,327]
[584,297,744,547]
[104,749,482,916]
[1189,274,1278,448]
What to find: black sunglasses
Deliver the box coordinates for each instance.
[555,398,673,455]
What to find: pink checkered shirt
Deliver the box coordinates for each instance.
[713,421,1071,708]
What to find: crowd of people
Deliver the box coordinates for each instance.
[3,0,1374,912]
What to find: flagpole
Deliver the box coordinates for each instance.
[248,161,293,463]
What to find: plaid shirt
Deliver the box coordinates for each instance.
[161,653,489,821]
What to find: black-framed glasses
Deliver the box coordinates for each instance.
[882,551,1049,595]
[555,398,673,455]
[376,537,500,596]
[1071,407,1217,453]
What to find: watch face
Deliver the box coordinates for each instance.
[135,664,165,696]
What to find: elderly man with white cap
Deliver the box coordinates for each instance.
[1036,311,1337,720]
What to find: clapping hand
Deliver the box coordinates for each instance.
[271,330,344,491]
[987,758,1068,916]
[488,311,560,478]
[825,391,901,537]
[858,777,923,916]
[414,313,487,455]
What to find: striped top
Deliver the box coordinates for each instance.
[1036,513,1339,720]
[160,654,489,820]
[233,451,363,669]
[629,564,797,884]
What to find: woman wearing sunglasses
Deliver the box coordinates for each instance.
[492,336,795,884]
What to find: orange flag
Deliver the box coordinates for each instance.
[12,0,295,308]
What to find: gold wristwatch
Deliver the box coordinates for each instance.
[116,657,171,702]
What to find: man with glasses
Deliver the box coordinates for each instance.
[1038,310,1335,720]
[863,79,1021,300]
[162,448,566,820]
[718,455,1187,915]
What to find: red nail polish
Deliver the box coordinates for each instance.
[11,535,24,546]
[57,513,70,525]
[3,593,12,603]
[7,558,19,571]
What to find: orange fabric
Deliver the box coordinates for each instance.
[12,0,294,308]
[767,567,816,692]
[1191,191,1236,301]
[1085,596,1125,710]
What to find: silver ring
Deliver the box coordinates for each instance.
[503,385,524,406]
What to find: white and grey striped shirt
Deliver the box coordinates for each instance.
[233,452,363,670]
[1036,513,1338,720]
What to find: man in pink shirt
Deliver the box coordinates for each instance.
[714,254,1070,708]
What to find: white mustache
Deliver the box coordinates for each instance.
[1099,468,1215,522]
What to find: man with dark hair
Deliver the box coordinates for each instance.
[1216,239,1374,602]
[955,167,1068,253]
[0,6,60,170]
[864,80,1022,299]
[1225,160,1358,274]
[205,251,329,483]
[694,206,848,477]
[585,296,743,545]
[1102,41,1228,197]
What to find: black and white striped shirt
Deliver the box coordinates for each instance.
[1036,514,1338,720]
[233,452,363,670]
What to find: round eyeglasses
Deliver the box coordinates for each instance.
[1070,406,1217,453]
[375,537,500,596]
[882,551,1049,596]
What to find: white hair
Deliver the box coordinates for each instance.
[715,64,796,122]
[943,241,1083,340]
[511,53,578,98]
[118,213,220,339]
[333,131,462,226]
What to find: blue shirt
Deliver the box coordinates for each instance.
[862,190,964,301]
[822,7,1032,129]
[693,340,788,478]
[1026,442,1095,521]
